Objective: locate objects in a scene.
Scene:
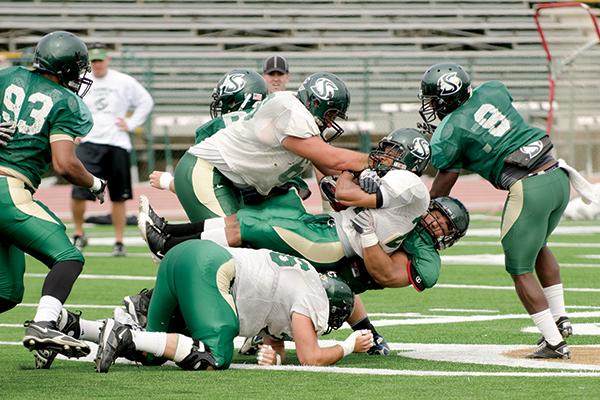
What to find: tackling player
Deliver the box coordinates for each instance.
[419,62,596,359]
[93,240,373,372]
[0,31,106,365]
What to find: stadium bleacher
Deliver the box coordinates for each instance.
[0,0,599,172]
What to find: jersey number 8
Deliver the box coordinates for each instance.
[474,103,510,137]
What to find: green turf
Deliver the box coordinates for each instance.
[1,218,599,399]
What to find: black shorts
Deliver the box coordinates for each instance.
[72,142,133,202]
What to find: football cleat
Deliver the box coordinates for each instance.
[122,288,153,329]
[113,242,126,257]
[238,335,264,356]
[33,308,83,369]
[138,211,168,263]
[175,340,217,370]
[527,340,571,360]
[367,332,390,356]
[95,319,135,373]
[537,316,573,345]
[23,320,90,359]
[139,195,166,231]
[72,235,88,251]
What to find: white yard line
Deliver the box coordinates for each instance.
[437,283,600,292]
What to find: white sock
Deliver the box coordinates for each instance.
[531,309,563,346]
[200,228,228,245]
[173,334,196,363]
[33,295,62,323]
[543,284,567,321]
[79,319,104,342]
[131,330,168,357]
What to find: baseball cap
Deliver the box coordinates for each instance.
[263,55,289,74]
[88,43,108,61]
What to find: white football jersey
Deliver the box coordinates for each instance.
[188,91,319,195]
[333,170,430,257]
[229,247,330,339]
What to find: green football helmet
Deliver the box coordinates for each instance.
[320,272,354,333]
[33,31,92,97]
[369,128,431,177]
[418,63,471,132]
[296,72,350,142]
[420,196,470,250]
[209,69,267,118]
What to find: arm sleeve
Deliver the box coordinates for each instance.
[274,108,318,143]
[50,96,93,138]
[380,170,429,208]
[124,77,154,130]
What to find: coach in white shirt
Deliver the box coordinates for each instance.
[71,44,154,256]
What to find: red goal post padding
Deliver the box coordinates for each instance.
[533,2,600,134]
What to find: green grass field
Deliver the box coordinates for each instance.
[1,216,600,399]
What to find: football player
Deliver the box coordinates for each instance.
[0,31,107,365]
[158,72,366,223]
[150,68,310,222]
[93,240,373,372]
[420,62,596,359]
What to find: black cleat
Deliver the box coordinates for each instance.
[139,195,166,231]
[23,320,89,359]
[33,308,84,369]
[72,235,88,251]
[238,335,264,356]
[138,212,168,263]
[527,340,571,360]
[122,288,153,329]
[367,332,390,356]
[537,316,573,345]
[95,319,135,373]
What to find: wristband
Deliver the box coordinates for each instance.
[341,331,360,357]
[275,353,282,365]
[360,232,379,248]
[159,172,174,190]
[90,176,103,191]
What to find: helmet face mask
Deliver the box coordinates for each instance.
[420,196,470,250]
[209,69,267,119]
[418,63,471,131]
[369,128,431,176]
[296,72,350,142]
[320,272,354,334]
[33,31,92,98]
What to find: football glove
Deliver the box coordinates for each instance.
[90,178,107,204]
[319,175,347,212]
[0,121,16,147]
[350,210,375,235]
[358,169,381,194]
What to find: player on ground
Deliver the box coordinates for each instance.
[419,62,596,359]
[93,240,373,372]
[0,31,106,366]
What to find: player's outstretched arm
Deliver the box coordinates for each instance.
[282,136,368,176]
[291,313,372,366]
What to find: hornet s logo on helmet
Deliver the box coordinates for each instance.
[219,73,246,95]
[438,72,463,96]
[412,137,431,159]
[310,78,338,100]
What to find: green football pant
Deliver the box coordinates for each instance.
[145,240,239,369]
[0,177,84,304]
[174,152,241,222]
[237,199,346,270]
[501,168,570,275]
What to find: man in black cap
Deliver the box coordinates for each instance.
[262,55,290,93]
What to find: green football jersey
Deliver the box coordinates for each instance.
[335,227,440,293]
[0,67,92,190]
[194,110,247,144]
[430,81,546,188]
